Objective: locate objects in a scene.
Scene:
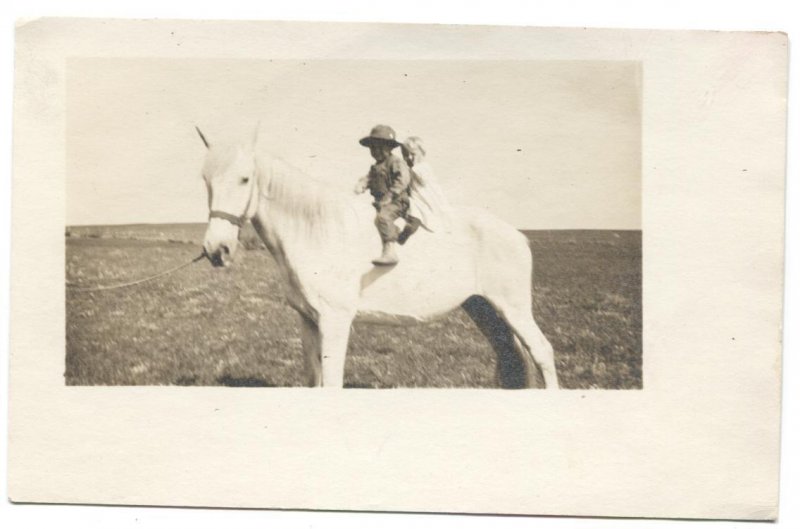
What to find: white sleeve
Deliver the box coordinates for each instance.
[413,162,435,186]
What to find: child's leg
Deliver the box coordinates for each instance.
[374,202,403,242]
[397,215,421,245]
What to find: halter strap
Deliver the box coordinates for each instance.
[209,210,246,228]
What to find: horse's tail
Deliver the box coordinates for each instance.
[462,295,535,388]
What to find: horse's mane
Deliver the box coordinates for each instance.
[256,152,356,242]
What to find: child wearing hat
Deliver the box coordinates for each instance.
[354,124,421,266]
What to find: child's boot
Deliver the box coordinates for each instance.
[372,242,399,266]
[397,217,421,245]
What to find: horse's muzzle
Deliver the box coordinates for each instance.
[204,243,234,267]
[204,217,240,268]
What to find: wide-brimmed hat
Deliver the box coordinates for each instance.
[359,124,401,148]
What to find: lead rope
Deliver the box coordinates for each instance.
[66,252,206,292]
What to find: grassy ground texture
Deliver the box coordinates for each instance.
[65,224,642,389]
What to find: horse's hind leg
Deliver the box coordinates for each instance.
[478,288,558,389]
[502,305,559,389]
[462,295,539,389]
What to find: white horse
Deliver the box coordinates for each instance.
[197,128,559,389]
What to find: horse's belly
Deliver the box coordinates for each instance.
[355,236,477,318]
[357,278,474,319]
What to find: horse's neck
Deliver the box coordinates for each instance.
[253,156,370,260]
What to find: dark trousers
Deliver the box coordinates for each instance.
[373,200,408,243]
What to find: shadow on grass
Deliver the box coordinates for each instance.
[216,374,278,387]
[343,382,381,389]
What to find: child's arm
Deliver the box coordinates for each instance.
[412,163,431,186]
[353,174,369,194]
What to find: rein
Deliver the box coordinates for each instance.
[66,252,206,292]
[69,206,251,292]
[70,161,259,291]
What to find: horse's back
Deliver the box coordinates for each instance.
[354,206,531,318]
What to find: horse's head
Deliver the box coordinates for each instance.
[197,126,260,267]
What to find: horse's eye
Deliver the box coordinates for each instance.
[240,176,250,184]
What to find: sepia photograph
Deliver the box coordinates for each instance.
[65,59,642,389]
[9,18,786,519]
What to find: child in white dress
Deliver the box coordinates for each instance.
[399,136,453,242]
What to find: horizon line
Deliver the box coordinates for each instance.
[66,222,642,232]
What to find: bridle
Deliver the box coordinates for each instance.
[208,209,247,228]
[207,172,260,228]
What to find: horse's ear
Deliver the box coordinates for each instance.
[195,126,210,149]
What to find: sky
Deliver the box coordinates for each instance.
[66,58,641,229]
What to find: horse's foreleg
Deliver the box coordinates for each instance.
[317,313,354,388]
[299,315,322,387]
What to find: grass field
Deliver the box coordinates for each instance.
[65,224,642,389]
